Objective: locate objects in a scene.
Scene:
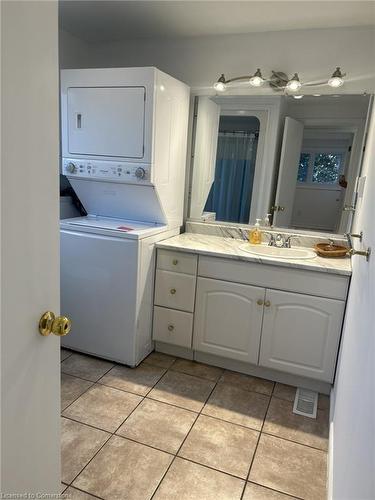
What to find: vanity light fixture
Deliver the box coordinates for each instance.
[249,68,265,87]
[213,74,227,92]
[293,95,304,99]
[286,73,302,92]
[213,67,346,93]
[328,67,345,88]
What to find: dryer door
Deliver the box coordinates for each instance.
[67,86,145,159]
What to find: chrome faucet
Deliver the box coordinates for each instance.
[263,232,298,248]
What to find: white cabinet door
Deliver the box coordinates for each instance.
[67,86,145,158]
[259,289,345,382]
[193,278,265,363]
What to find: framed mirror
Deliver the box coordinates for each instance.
[188,94,372,235]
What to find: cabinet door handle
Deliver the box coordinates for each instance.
[264,300,271,307]
[257,299,264,306]
[170,288,176,295]
[167,324,174,332]
[172,259,179,265]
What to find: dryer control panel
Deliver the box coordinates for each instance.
[62,158,151,184]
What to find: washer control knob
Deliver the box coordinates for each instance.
[135,167,146,179]
[66,162,77,174]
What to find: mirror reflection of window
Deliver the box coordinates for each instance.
[292,129,354,232]
[204,116,260,223]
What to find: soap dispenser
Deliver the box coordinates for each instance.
[249,219,262,245]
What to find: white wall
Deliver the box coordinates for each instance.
[77,26,375,92]
[59,30,91,69]
[330,104,375,499]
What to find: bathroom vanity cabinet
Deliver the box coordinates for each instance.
[153,247,349,387]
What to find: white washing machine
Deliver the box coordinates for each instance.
[61,216,178,365]
[60,67,190,365]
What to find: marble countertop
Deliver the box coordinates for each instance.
[156,233,352,276]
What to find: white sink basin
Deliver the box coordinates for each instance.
[240,244,316,260]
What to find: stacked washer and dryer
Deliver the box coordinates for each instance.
[60,67,190,366]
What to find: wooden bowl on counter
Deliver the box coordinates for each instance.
[315,243,349,258]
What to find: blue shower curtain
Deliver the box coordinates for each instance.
[205,132,258,223]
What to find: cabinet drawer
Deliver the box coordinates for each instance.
[154,269,196,312]
[153,306,193,348]
[157,249,197,275]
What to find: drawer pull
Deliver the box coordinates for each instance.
[257,299,264,306]
[264,300,271,307]
[172,259,179,265]
[167,324,174,332]
[170,288,177,295]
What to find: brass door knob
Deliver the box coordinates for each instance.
[264,300,271,307]
[170,288,176,295]
[39,311,72,337]
[257,299,264,306]
[168,324,174,332]
[172,259,179,265]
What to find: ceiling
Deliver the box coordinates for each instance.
[59,1,375,43]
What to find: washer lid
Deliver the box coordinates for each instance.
[60,215,167,239]
[69,178,166,224]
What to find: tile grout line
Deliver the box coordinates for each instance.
[149,368,222,499]
[239,381,275,500]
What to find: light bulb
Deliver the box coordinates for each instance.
[286,73,302,92]
[293,95,304,99]
[213,74,227,92]
[249,69,264,87]
[328,67,344,88]
[214,81,226,92]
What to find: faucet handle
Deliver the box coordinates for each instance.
[263,232,275,246]
[284,235,299,248]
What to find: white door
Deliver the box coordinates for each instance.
[273,117,304,226]
[259,289,345,382]
[193,278,265,363]
[189,97,220,219]
[1,1,61,494]
[67,86,145,158]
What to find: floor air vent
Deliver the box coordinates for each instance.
[293,388,318,419]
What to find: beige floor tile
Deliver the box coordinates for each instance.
[153,457,245,500]
[220,370,274,396]
[202,383,269,430]
[62,384,142,432]
[243,482,298,499]
[61,353,114,382]
[273,383,297,402]
[148,370,215,412]
[273,383,329,410]
[170,358,224,381]
[61,417,109,484]
[100,363,166,396]
[318,393,330,410]
[62,487,98,499]
[61,348,73,362]
[249,434,327,500]
[73,435,173,500]
[117,398,196,454]
[178,414,258,478]
[61,373,93,411]
[263,397,329,450]
[143,351,176,369]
